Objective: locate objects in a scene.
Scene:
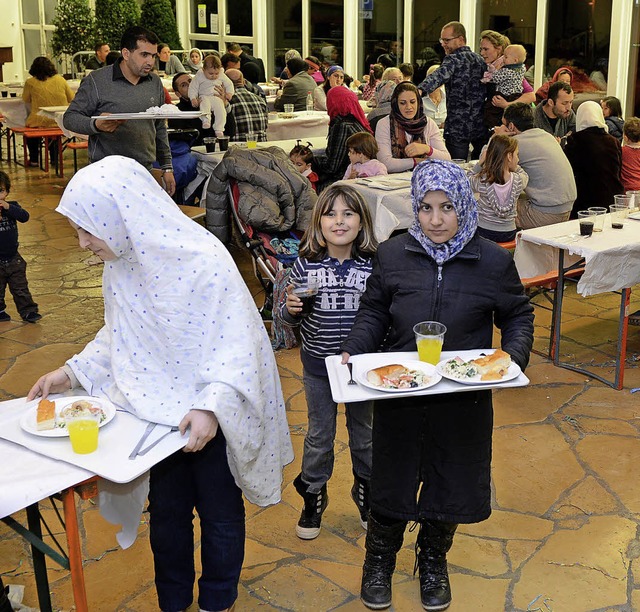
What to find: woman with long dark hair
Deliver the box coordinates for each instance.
[375,82,450,173]
[22,56,74,167]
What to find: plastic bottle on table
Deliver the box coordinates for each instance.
[306,91,314,114]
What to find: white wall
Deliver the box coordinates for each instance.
[0,3,26,82]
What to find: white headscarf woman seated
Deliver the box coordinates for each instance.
[28,156,293,612]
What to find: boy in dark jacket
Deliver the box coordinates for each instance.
[0,171,41,322]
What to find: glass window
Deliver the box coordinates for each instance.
[189,40,221,55]
[192,0,220,35]
[227,0,252,37]
[412,0,460,84]
[362,1,401,77]
[23,29,42,69]
[43,0,56,25]
[21,0,40,25]
[310,0,342,70]
[545,0,610,95]
[273,0,302,78]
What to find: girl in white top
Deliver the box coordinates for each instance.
[28,156,293,612]
[469,134,528,242]
[188,54,235,135]
[375,82,450,173]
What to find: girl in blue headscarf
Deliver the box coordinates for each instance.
[341,159,534,612]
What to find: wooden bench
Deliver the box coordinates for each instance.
[8,126,65,176]
[65,139,88,173]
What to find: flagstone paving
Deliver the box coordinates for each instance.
[1,159,640,611]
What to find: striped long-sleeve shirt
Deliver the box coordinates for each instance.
[280,255,373,376]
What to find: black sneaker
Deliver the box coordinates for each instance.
[293,474,328,540]
[351,475,370,530]
[22,312,42,323]
[0,311,10,322]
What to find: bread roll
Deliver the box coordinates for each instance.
[366,364,406,386]
[36,398,56,431]
[473,349,511,381]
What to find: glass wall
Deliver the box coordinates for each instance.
[21,0,56,71]
[310,0,343,69]
[272,0,302,78]
[411,0,460,84]
[361,1,401,77]
[189,0,254,55]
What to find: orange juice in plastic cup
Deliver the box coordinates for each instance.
[66,413,100,454]
[413,321,447,365]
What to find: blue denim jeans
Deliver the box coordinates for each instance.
[300,369,373,493]
[149,431,245,612]
[444,136,485,161]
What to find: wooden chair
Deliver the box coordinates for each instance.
[65,139,88,173]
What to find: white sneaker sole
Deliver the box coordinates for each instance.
[296,524,321,539]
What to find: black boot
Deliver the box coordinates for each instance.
[360,513,406,610]
[416,520,458,611]
[351,473,370,529]
[293,474,328,540]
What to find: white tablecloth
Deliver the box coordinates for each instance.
[334,173,414,241]
[267,110,329,141]
[514,215,640,296]
[0,97,27,128]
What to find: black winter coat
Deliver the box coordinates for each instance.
[341,232,534,523]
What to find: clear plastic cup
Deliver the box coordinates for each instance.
[609,204,628,229]
[284,104,295,114]
[614,194,632,210]
[413,321,447,364]
[577,210,594,236]
[587,207,607,231]
[246,133,257,149]
[626,190,640,211]
[65,411,100,454]
[291,278,319,317]
[217,136,229,151]
[203,137,216,152]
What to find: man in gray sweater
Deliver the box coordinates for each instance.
[533,81,576,141]
[64,26,175,195]
[496,102,576,229]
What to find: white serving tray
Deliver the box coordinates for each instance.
[326,350,529,403]
[91,111,203,120]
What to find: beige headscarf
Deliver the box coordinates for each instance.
[576,100,608,132]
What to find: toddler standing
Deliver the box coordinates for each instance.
[290,142,319,192]
[622,117,640,192]
[281,184,378,539]
[469,135,528,242]
[343,132,388,179]
[0,171,41,323]
[188,54,234,135]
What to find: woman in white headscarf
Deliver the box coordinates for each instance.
[565,100,623,218]
[28,156,293,612]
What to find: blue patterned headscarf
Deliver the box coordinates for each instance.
[408,160,478,264]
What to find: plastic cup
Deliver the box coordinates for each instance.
[609,204,628,229]
[1,91,7,98]
[203,137,216,152]
[291,278,319,317]
[587,207,607,231]
[284,104,295,114]
[9,92,16,97]
[246,133,257,149]
[577,210,594,236]
[626,191,640,211]
[614,194,632,210]
[413,321,447,364]
[451,159,467,165]
[217,136,229,151]
[65,411,100,454]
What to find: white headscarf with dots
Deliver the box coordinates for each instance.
[57,156,293,505]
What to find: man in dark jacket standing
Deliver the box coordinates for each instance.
[418,21,486,160]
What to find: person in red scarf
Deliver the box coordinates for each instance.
[376,82,451,174]
[316,87,372,189]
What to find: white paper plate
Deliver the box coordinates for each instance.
[357,360,441,393]
[436,351,521,385]
[627,211,640,221]
[20,396,117,437]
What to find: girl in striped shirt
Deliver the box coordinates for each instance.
[281,183,378,540]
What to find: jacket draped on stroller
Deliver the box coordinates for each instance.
[204,146,317,243]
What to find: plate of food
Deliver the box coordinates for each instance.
[277,112,295,119]
[436,349,520,385]
[20,396,116,437]
[357,360,441,393]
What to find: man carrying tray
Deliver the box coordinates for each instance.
[64,26,175,195]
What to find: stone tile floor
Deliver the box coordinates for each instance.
[1,157,640,611]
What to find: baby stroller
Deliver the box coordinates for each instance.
[227,179,301,349]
